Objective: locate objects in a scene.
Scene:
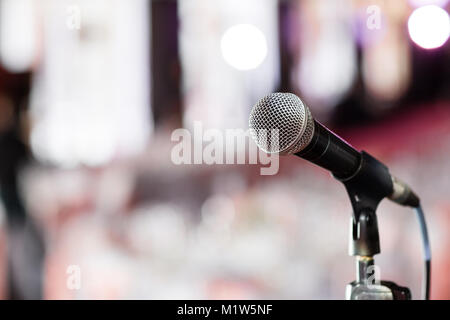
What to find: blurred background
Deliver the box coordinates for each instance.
[0,0,449,299]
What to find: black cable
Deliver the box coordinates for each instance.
[414,205,431,300]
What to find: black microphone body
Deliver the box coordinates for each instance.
[296,120,419,208]
[296,120,360,179]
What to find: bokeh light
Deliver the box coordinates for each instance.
[408,0,449,8]
[0,0,36,72]
[407,5,450,49]
[221,24,268,70]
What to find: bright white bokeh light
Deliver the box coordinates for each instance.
[408,5,450,49]
[221,24,268,70]
[0,0,36,72]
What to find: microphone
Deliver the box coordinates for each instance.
[248,92,419,208]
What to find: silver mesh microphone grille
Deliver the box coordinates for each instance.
[248,93,315,155]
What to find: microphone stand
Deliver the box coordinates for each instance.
[336,152,411,300]
[345,209,411,300]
